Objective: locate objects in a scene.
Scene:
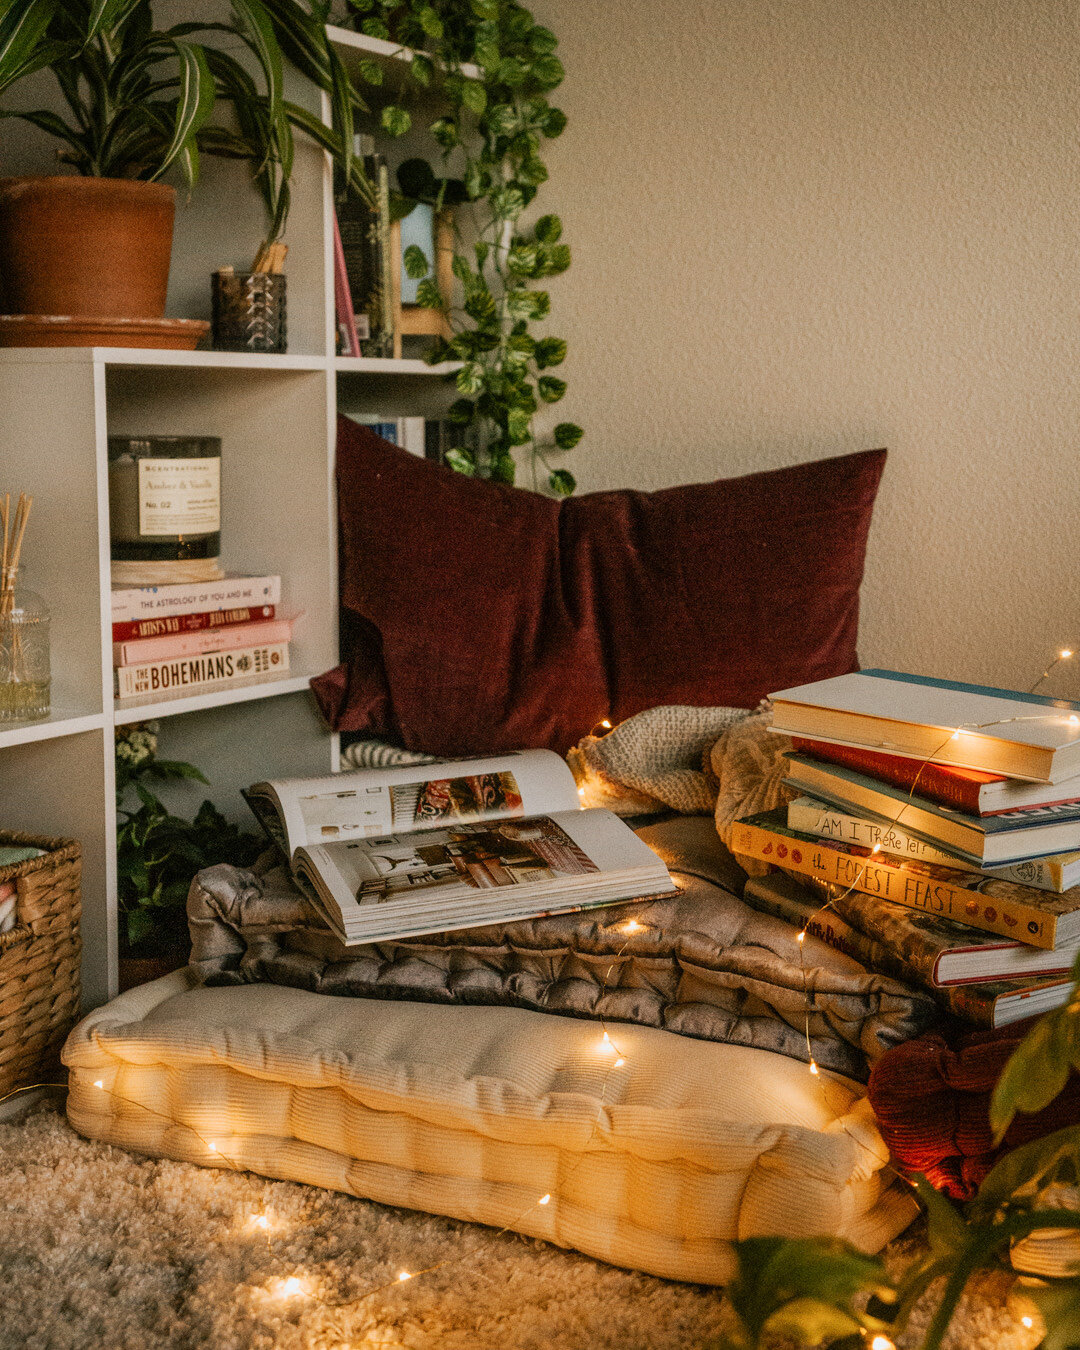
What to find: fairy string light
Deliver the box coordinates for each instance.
[0,912,655,1318]
[7,656,1074,1336]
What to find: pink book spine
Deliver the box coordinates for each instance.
[114,617,294,668]
[332,210,361,357]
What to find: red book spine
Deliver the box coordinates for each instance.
[332,209,361,357]
[790,737,993,814]
[112,605,275,643]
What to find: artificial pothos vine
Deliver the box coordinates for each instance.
[343,0,582,494]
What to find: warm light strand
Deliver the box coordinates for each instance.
[56,657,1080,1329]
[1030,647,1074,692]
[71,929,648,1320]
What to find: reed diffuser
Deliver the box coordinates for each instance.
[0,493,50,722]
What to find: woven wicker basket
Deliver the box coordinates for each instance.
[0,831,81,1099]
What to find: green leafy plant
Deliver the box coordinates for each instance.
[344,0,581,493]
[706,951,1080,1350]
[712,1237,896,1349]
[0,0,373,237]
[115,722,262,954]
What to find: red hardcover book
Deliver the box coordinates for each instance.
[112,605,274,644]
[791,737,1080,817]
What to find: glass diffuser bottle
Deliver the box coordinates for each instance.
[0,492,50,723]
[0,586,50,722]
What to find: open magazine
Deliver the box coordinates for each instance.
[246,749,676,944]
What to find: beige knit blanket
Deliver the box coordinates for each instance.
[567,704,794,868]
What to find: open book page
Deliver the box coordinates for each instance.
[248,749,580,857]
[293,807,673,943]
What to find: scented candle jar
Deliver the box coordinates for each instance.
[108,436,222,566]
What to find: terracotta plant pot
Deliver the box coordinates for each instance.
[0,176,175,319]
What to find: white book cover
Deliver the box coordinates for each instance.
[247,750,675,945]
[111,574,281,622]
[115,641,289,699]
[770,669,1080,783]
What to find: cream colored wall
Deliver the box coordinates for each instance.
[535,0,1080,696]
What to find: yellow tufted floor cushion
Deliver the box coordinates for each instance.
[63,970,917,1285]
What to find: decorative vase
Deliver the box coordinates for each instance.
[0,176,175,319]
[212,271,288,353]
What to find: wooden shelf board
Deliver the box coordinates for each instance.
[335,356,460,376]
[0,348,327,371]
[0,708,105,751]
[113,672,315,725]
[326,24,481,81]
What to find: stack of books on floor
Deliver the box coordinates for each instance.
[112,574,291,701]
[734,669,1080,1029]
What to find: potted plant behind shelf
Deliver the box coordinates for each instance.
[0,0,372,336]
[114,722,263,991]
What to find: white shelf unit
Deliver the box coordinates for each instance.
[0,34,458,1009]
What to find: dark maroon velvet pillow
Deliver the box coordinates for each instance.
[310,417,886,756]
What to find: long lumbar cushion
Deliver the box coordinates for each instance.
[64,971,917,1284]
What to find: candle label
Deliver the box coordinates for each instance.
[138,458,220,537]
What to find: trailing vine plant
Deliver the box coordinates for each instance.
[342,0,582,494]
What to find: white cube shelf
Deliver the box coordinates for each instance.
[0,44,458,1007]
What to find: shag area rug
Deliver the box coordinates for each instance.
[0,1101,1041,1350]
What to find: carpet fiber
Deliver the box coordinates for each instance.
[0,1101,1042,1350]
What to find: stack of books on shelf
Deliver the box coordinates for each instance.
[332,135,451,361]
[733,669,1080,1029]
[112,575,291,702]
[351,414,467,463]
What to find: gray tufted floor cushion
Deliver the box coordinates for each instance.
[187,816,939,1081]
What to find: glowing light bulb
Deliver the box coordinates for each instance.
[796,930,806,944]
[623,919,641,933]
[950,730,961,741]
[1062,650,1073,660]
[809,1060,820,1076]
[538,1194,551,1205]
[577,787,585,797]
[600,720,612,729]
[1070,715,1079,726]
[602,1031,610,1043]
[251,1214,269,1231]
[614,1057,625,1067]
[280,1277,303,1298]
[1021,1316,1034,1329]
[870,1337,896,1350]
[93,1080,103,1090]
[207,1141,217,1152]
[398,1271,412,1282]
[871,843,882,854]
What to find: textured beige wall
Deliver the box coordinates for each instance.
[535,0,1080,696]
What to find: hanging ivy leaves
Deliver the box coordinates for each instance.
[349,0,581,494]
[402,242,430,279]
[380,104,411,136]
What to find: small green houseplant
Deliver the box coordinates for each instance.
[115,722,261,981]
[0,0,368,318]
